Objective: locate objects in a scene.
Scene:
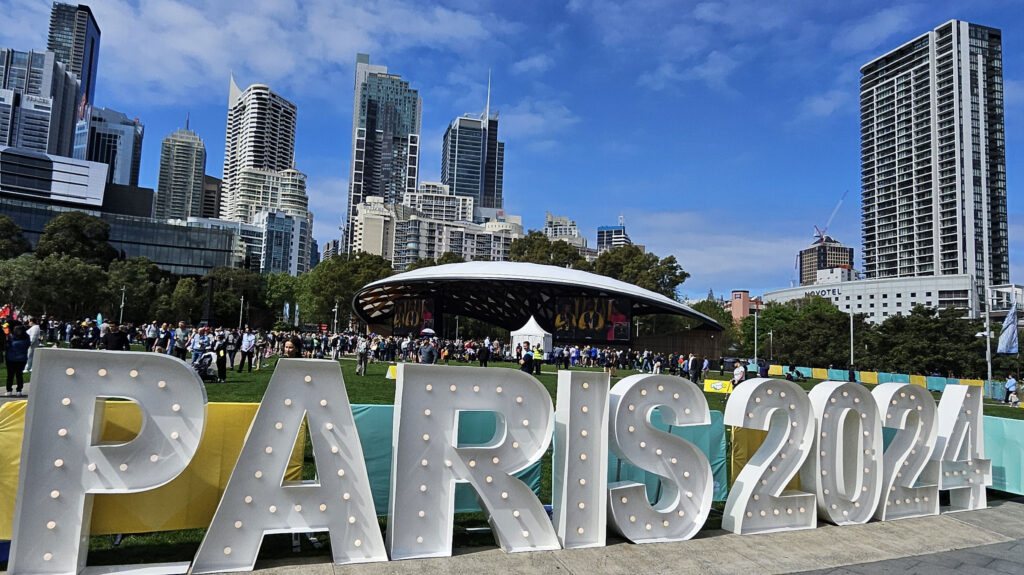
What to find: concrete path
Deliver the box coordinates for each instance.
[239,498,1024,575]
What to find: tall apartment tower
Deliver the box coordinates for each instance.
[154,127,206,220]
[80,107,143,186]
[860,21,1008,298]
[798,233,854,286]
[0,48,78,156]
[221,75,297,223]
[47,2,99,119]
[345,53,421,252]
[441,83,504,209]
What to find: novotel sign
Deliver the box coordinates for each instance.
[8,349,990,574]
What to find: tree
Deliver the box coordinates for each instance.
[106,257,162,324]
[265,272,301,321]
[30,254,108,320]
[0,254,38,313]
[690,298,740,351]
[405,252,465,271]
[165,277,203,325]
[304,252,394,326]
[35,211,118,268]
[0,215,30,260]
[205,267,271,329]
[509,231,586,268]
[591,245,689,299]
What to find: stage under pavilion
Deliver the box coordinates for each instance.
[352,261,724,358]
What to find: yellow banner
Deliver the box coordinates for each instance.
[703,379,733,394]
[811,368,828,379]
[910,375,927,388]
[730,427,801,491]
[960,379,984,387]
[768,364,783,376]
[0,401,304,538]
[860,371,878,384]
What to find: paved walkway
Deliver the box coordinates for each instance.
[233,497,1024,575]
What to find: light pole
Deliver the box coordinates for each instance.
[848,310,854,366]
[753,305,758,367]
[332,303,339,334]
[238,295,245,330]
[118,285,126,324]
[984,285,993,383]
[768,330,774,361]
[636,319,643,338]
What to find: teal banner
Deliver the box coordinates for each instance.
[607,410,728,501]
[984,415,1024,495]
[351,405,542,515]
[926,377,949,392]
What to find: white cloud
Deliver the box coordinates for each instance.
[626,209,808,296]
[0,0,511,106]
[512,54,554,75]
[1004,78,1024,109]
[500,99,578,139]
[830,5,918,54]
[801,89,850,118]
[637,51,738,91]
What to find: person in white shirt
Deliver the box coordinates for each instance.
[731,360,745,388]
[24,317,41,373]
[238,328,256,373]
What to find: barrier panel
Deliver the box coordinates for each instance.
[986,381,1004,399]
[960,379,984,387]
[796,367,813,377]
[703,379,733,394]
[910,375,927,387]
[985,416,1024,495]
[827,369,847,381]
[0,401,305,539]
[768,364,784,376]
[926,377,949,392]
[811,368,828,379]
[860,371,879,384]
[607,409,728,502]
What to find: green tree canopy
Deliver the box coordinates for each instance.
[35,211,118,268]
[0,254,38,313]
[31,254,108,320]
[509,231,586,268]
[106,257,163,324]
[305,252,394,326]
[591,245,689,299]
[0,215,31,260]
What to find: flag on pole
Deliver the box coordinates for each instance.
[997,298,1018,354]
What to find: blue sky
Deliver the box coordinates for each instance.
[2,0,1022,300]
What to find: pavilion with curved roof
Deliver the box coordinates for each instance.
[352,261,723,354]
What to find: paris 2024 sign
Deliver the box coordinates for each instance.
[7,349,990,574]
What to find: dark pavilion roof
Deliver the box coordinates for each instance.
[352,261,723,332]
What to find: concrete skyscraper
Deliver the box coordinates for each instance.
[47,2,99,120]
[441,83,504,210]
[154,127,205,220]
[860,21,1007,301]
[344,53,421,252]
[0,48,78,156]
[221,75,298,222]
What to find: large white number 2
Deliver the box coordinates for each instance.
[723,378,816,534]
[872,382,939,520]
[934,385,991,511]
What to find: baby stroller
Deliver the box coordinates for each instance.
[193,351,218,383]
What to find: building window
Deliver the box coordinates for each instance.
[896,302,902,307]
[910,292,916,297]
[846,296,850,301]
[896,293,902,297]
[926,292,932,297]
[870,304,875,308]
[858,295,863,300]
[869,295,875,299]
[883,312,889,316]
[882,294,888,299]
[858,304,862,309]
[883,303,888,307]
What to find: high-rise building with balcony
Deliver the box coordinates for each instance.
[860,20,1007,305]
[0,48,78,156]
[597,217,632,253]
[344,53,421,252]
[221,75,297,223]
[154,127,205,220]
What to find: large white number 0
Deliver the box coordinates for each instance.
[872,382,938,520]
[804,381,882,525]
[723,378,816,534]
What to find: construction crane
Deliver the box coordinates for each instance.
[814,190,848,243]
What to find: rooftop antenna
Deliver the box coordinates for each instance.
[484,69,491,121]
[185,111,190,131]
[618,214,625,227]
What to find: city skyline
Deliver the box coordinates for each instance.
[0,1,1021,300]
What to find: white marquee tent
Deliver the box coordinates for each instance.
[511,316,552,356]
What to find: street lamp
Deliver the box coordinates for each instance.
[753,304,758,367]
[846,309,854,366]
[238,295,245,330]
[118,285,126,324]
[332,303,339,334]
[768,330,774,361]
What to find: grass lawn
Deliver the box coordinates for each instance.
[1,347,1020,567]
